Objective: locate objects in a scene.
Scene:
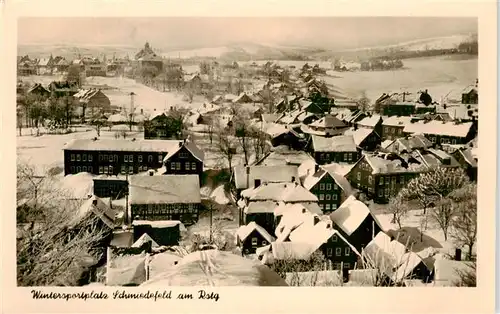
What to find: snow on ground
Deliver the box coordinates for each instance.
[321,56,477,101]
[161,47,233,59]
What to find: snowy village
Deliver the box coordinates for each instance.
[16,18,479,288]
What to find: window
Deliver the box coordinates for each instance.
[368,175,373,184]
[343,263,350,269]
[384,189,389,197]
[89,166,93,173]
[109,154,113,162]
[138,155,143,162]
[262,240,268,246]
[319,183,325,190]
[109,166,113,174]
[179,152,188,158]
[400,176,405,185]
[431,137,436,143]
[332,194,338,201]
[88,154,93,162]
[332,234,338,242]
[319,194,324,200]
[124,155,129,162]
[83,154,86,162]
[320,204,325,210]
[343,153,348,160]
[176,162,181,170]
[325,153,330,160]
[326,248,333,257]
[191,162,196,170]
[77,154,81,161]
[121,166,126,174]
[331,204,337,210]
[325,204,331,211]
[334,184,338,190]
[71,166,75,173]
[378,189,383,197]
[185,162,190,170]
[148,155,153,162]
[129,167,134,174]
[320,153,325,160]
[71,154,75,161]
[103,155,108,162]
[83,166,87,172]
[452,139,457,144]
[114,155,118,162]
[129,155,133,162]
[334,263,342,270]
[380,176,384,185]
[170,162,175,170]
[336,248,342,256]
[104,166,108,174]
[326,183,332,190]
[356,172,361,181]
[326,194,331,200]
[251,237,258,246]
[158,154,163,163]
[99,166,103,174]
[392,177,396,185]
[345,247,350,256]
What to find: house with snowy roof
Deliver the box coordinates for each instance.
[129,175,201,225]
[346,152,428,204]
[452,147,478,181]
[301,163,353,213]
[302,114,348,137]
[356,114,384,134]
[288,219,361,270]
[63,138,203,178]
[253,146,315,167]
[239,182,319,235]
[27,83,50,99]
[343,126,381,151]
[362,232,433,284]
[131,220,187,247]
[232,165,299,198]
[71,195,116,231]
[309,134,359,165]
[73,88,111,117]
[265,124,306,150]
[329,195,383,252]
[383,134,433,154]
[233,92,254,104]
[403,120,476,145]
[381,116,412,140]
[236,221,275,255]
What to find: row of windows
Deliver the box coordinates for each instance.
[356,172,409,186]
[326,247,351,257]
[378,188,398,198]
[319,152,355,161]
[383,127,403,135]
[70,154,93,162]
[135,206,198,215]
[320,203,338,211]
[318,183,338,191]
[134,214,198,221]
[70,153,164,163]
[70,166,92,173]
[318,193,338,201]
[170,162,197,171]
[429,136,458,145]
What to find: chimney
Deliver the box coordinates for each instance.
[455,248,462,261]
[314,164,319,173]
[254,179,261,188]
[178,141,183,147]
[291,176,296,182]
[148,169,154,176]
[313,216,320,225]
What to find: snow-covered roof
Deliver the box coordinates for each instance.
[73,88,105,103]
[301,166,353,196]
[362,232,408,278]
[106,252,147,286]
[433,259,475,287]
[131,233,160,248]
[64,138,179,153]
[241,182,318,203]
[254,147,314,167]
[311,135,357,152]
[59,172,95,199]
[329,195,380,236]
[343,127,376,146]
[382,116,412,127]
[403,121,474,138]
[243,201,278,214]
[233,165,299,190]
[73,195,115,229]
[320,162,355,177]
[107,113,129,123]
[273,202,323,217]
[309,114,346,129]
[357,114,382,128]
[129,175,200,205]
[261,113,281,124]
[132,220,186,231]
[142,249,288,286]
[163,140,204,163]
[385,134,432,153]
[236,221,275,243]
[362,153,427,174]
[269,242,317,260]
[233,92,253,104]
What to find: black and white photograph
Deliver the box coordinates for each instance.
[13,15,483,289]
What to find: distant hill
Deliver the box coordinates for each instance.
[18,33,477,62]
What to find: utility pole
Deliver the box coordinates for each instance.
[209,202,213,243]
[125,171,129,226]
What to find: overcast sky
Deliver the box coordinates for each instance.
[18,17,477,50]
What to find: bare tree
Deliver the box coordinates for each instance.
[214,124,237,171]
[454,261,476,287]
[17,163,110,286]
[233,113,253,166]
[450,183,477,260]
[357,91,371,112]
[268,250,326,283]
[387,196,409,229]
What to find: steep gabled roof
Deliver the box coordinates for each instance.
[344,128,377,146]
[329,195,382,236]
[311,135,357,152]
[129,175,201,205]
[241,182,318,203]
[233,165,299,190]
[236,221,275,243]
[309,114,346,129]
